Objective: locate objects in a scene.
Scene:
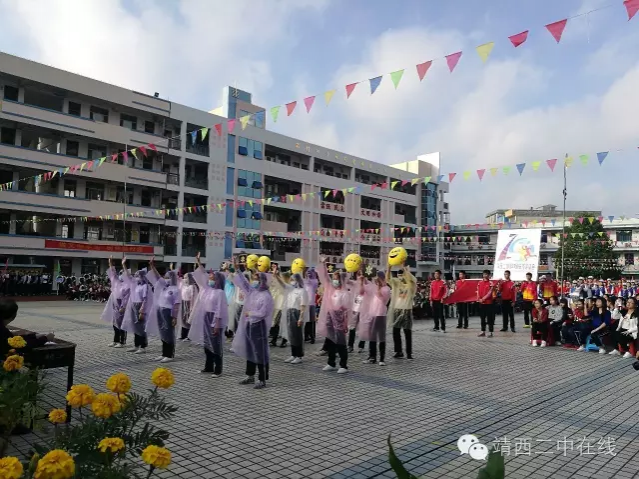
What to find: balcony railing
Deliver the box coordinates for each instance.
[167,173,179,185]
[185,177,208,190]
[164,244,177,255]
[186,144,209,156]
[183,213,207,224]
[182,246,202,257]
[168,138,182,150]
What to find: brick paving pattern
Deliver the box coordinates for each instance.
[7,302,639,478]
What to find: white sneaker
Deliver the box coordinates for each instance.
[531,341,538,347]
[577,345,585,351]
[108,342,117,347]
[598,348,607,354]
[160,357,174,363]
[322,365,337,371]
[211,373,221,378]
[284,356,295,363]
[317,350,328,356]
[540,341,547,348]
[182,338,191,342]
[127,347,138,353]
[135,348,146,354]
[623,352,633,359]
[229,348,235,353]
[555,341,562,346]
[291,357,303,364]
[379,361,386,366]
[609,349,620,356]
[154,356,165,361]
[337,368,349,374]
[114,343,125,349]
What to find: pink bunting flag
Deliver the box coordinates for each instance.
[625,0,639,20]
[303,96,315,113]
[214,124,222,136]
[445,52,462,72]
[545,19,567,43]
[416,60,432,81]
[546,158,558,172]
[477,169,486,181]
[345,83,358,98]
[122,151,129,164]
[227,119,236,133]
[285,101,297,116]
[111,153,118,163]
[401,180,409,186]
[508,30,529,47]
[448,172,457,182]
[148,143,157,152]
[578,217,585,224]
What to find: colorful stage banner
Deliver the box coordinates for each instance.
[493,229,542,281]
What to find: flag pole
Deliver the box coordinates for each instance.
[559,154,567,298]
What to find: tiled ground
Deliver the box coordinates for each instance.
[6,302,639,478]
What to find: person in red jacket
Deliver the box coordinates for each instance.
[456,270,469,329]
[430,270,448,332]
[499,270,516,333]
[476,269,496,338]
[520,272,537,328]
[531,299,549,347]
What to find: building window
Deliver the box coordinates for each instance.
[255,110,265,129]
[625,253,635,265]
[238,137,248,156]
[86,227,100,241]
[224,236,233,259]
[238,170,262,198]
[617,230,632,242]
[85,182,104,201]
[68,101,81,116]
[120,113,137,130]
[66,140,79,157]
[253,141,263,159]
[0,127,16,145]
[226,203,234,227]
[239,110,256,127]
[226,167,235,195]
[64,180,76,198]
[90,105,109,123]
[87,143,106,160]
[144,120,155,134]
[227,135,235,163]
[141,189,151,207]
[3,85,18,101]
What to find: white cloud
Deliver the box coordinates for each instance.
[0,0,329,108]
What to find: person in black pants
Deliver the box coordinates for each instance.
[457,303,469,329]
[499,270,516,332]
[430,270,448,332]
[476,270,496,338]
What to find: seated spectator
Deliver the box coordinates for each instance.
[610,297,638,358]
[561,299,580,348]
[0,298,54,357]
[583,297,612,354]
[531,299,549,347]
[547,296,563,346]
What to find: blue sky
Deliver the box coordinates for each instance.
[1,0,638,223]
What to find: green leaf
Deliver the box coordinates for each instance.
[387,435,419,479]
[477,450,505,479]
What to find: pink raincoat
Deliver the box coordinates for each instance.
[317,264,352,344]
[357,279,391,342]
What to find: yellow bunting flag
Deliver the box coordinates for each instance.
[463,171,471,180]
[324,90,336,106]
[531,161,541,171]
[476,42,495,63]
[490,167,498,177]
[240,115,251,130]
[411,178,419,186]
[564,156,574,167]
[391,181,399,189]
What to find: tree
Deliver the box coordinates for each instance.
[553,213,622,280]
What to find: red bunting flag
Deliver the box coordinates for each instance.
[545,19,568,43]
[624,0,639,20]
[477,169,486,181]
[448,172,457,182]
[546,158,558,172]
[345,83,358,98]
[214,124,222,136]
[227,119,236,133]
[139,146,147,157]
[111,153,118,163]
[285,101,297,116]
[508,30,529,47]
[303,96,315,113]
[445,52,462,72]
[415,60,432,81]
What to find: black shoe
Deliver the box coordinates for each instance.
[431,328,440,332]
[200,369,214,374]
[239,376,255,385]
[310,339,315,344]
[254,381,266,389]
[279,339,288,348]
[511,328,516,333]
[406,355,414,360]
[393,352,405,359]
[269,340,277,347]
[499,328,508,332]
[347,346,354,353]
[456,325,462,329]
[463,325,469,329]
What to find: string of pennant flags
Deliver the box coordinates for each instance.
[0,1,637,198]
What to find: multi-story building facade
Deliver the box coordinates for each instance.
[0,52,448,277]
[447,205,639,278]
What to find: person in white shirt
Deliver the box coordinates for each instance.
[610,298,638,359]
[275,272,309,364]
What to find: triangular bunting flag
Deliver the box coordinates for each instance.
[240,115,251,130]
[564,156,574,167]
[545,19,568,43]
[324,90,335,106]
[516,163,526,176]
[624,0,639,20]
[448,172,457,182]
[579,154,589,166]
[345,83,358,98]
[390,69,404,89]
[285,101,297,116]
[148,143,157,152]
[270,106,280,123]
[508,30,529,47]
[423,176,431,183]
[463,171,471,180]
[131,149,138,160]
[369,76,383,95]
[596,151,608,165]
[503,166,511,175]
[490,167,498,176]
[475,42,495,62]
[416,61,432,81]
[531,161,541,171]
[445,52,463,72]
[122,151,129,163]
[390,181,399,189]
[139,146,148,157]
[477,169,486,181]
[437,175,444,183]
[201,128,209,141]
[304,96,315,113]
[228,119,236,133]
[214,124,222,136]
[111,153,118,163]
[190,130,198,143]
[546,158,557,172]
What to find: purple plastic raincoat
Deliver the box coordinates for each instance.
[188,267,228,353]
[146,269,181,343]
[317,264,352,344]
[101,267,131,328]
[121,269,153,337]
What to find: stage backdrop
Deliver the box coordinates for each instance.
[492,229,542,281]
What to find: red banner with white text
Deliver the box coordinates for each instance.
[44,240,154,254]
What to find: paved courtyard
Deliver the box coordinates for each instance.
[6,301,639,478]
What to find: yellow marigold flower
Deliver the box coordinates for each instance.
[151,367,175,389]
[97,437,125,454]
[141,445,171,469]
[91,393,121,419]
[48,409,67,424]
[34,449,75,479]
[0,456,24,479]
[2,354,23,372]
[65,384,95,408]
[7,336,26,349]
[106,372,131,394]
